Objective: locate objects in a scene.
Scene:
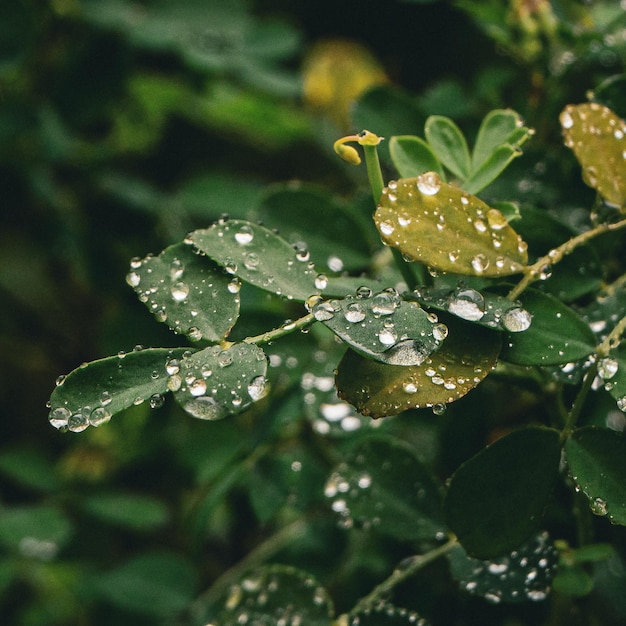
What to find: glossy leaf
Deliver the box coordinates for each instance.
[81,493,169,531]
[348,604,431,625]
[258,183,371,272]
[560,103,626,208]
[173,342,268,421]
[374,175,528,276]
[190,219,319,301]
[448,531,558,603]
[471,109,528,170]
[565,426,626,526]
[93,551,196,617]
[0,505,73,554]
[500,290,596,366]
[217,565,333,626]
[127,242,240,343]
[324,435,445,540]
[425,115,471,179]
[312,291,442,365]
[389,135,444,178]
[336,317,501,418]
[444,427,561,558]
[595,346,626,411]
[551,565,594,598]
[48,347,194,431]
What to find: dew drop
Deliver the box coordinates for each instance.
[598,357,619,380]
[247,375,267,401]
[590,497,608,516]
[49,406,71,429]
[227,278,241,294]
[416,171,441,195]
[471,254,490,274]
[356,286,372,299]
[166,358,180,375]
[171,281,189,302]
[448,288,485,321]
[218,351,233,367]
[379,220,395,236]
[312,300,335,321]
[433,322,448,341]
[149,393,165,409]
[502,307,532,332]
[315,274,328,290]
[243,252,260,270]
[344,302,366,323]
[560,108,574,129]
[378,327,397,346]
[68,411,89,433]
[89,406,111,426]
[169,258,184,280]
[189,378,207,396]
[234,224,254,245]
[184,396,221,420]
[126,271,141,287]
[371,291,399,316]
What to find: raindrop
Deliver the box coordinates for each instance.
[243,252,260,270]
[234,225,254,245]
[126,271,141,287]
[49,407,70,429]
[432,403,446,415]
[327,255,344,272]
[227,278,241,294]
[356,286,372,299]
[560,108,574,129]
[598,357,619,380]
[55,375,66,387]
[378,327,397,346]
[433,323,448,341]
[617,396,626,412]
[487,208,508,230]
[218,351,233,367]
[312,300,335,321]
[590,497,608,516]
[384,339,429,366]
[89,407,111,426]
[169,258,184,280]
[247,375,267,401]
[171,281,189,302]
[502,307,532,332]
[448,288,485,321]
[129,256,142,269]
[471,254,490,274]
[344,302,366,323]
[184,396,222,420]
[189,378,207,396]
[538,264,552,280]
[315,274,328,290]
[149,393,165,409]
[379,220,395,235]
[371,291,399,316]
[416,171,441,195]
[188,326,203,342]
[68,411,89,433]
[403,381,418,394]
[166,358,180,375]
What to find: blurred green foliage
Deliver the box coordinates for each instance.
[2,1,626,625]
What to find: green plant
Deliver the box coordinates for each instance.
[46,74,626,624]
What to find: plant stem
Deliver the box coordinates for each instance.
[347,537,458,616]
[243,313,315,346]
[562,362,597,439]
[508,216,626,301]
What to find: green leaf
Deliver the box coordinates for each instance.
[444,427,561,559]
[0,504,73,555]
[173,343,268,421]
[348,604,431,625]
[312,291,443,365]
[389,135,444,178]
[325,435,445,540]
[336,316,501,417]
[500,290,597,366]
[565,426,626,526]
[217,565,333,626]
[448,531,558,603]
[127,242,240,343]
[560,103,626,208]
[93,551,196,617]
[258,184,371,272]
[81,493,170,531]
[463,144,522,195]
[590,74,626,120]
[552,565,594,598]
[48,347,194,432]
[0,447,60,493]
[425,115,471,179]
[190,219,319,301]
[374,175,528,276]
[471,109,528,170]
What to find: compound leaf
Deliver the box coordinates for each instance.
[389,135,444,178]
[425,115,471,179]
[444,427,561,559]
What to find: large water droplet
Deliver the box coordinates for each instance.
[89,407,111,426]
[234,224,254,245]
[590,497,608,516]
[312,300,335,321]
[149,393,165,409]
[378,327,397,346]
[247,375,267,401]
[49,406,70,429]
[448,288,485,321]
[184,396,221,420]
[171,281,189,302]
[344,302,366,323]
[502,307,532,332]
[126,271,141,287]
[371,290,399,316]
[560,108,574,129]
[243,252,260,270]
[471,254,490,274]
[68,411,89,433]
[169,258,184,280]
[383,339,428,365]
[416,171,441,195]
[598,357,619,380]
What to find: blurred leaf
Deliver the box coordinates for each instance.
[552,564,594,598]
[48,347,194,431]
[93,551,196,617]
[336,316,500,417]
[590,74,626,120]
[325,435,445,541]
[444,427,561,559]
[128,242,240,343]
[0,505,73,554]
[374,174,528,276]
[463,144,523,195]
[314,292,442,365]
[190,219,319,301]
[448,531,558,603]
[216,565,333,625]
[565,426,626,526]
[348,603,431,624]
[0,447,60,493]
[568,543,616,564]
[560,103,626,208]
[389,135,444,178]
[258,184,371,272]
[173,342,268,421]
[500,290,597,366]
[80,493,170,531]
[424,115,471,179]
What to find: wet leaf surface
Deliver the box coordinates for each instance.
[560,103,626,208]
[336,316,501,417]
[127,242,240,343]
[374,175,528,276]
[565,426,626,526]
[348,603,430,625]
